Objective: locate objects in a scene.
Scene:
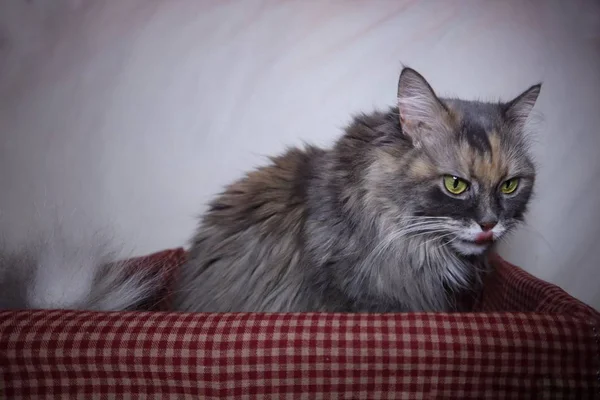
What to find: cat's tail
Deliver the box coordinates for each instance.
[73,256,164,311]
[0,229,164,312]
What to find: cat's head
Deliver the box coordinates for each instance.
[370,67,541,256]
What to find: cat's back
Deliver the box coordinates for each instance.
[173,145,326,312]
[202,145,322,235]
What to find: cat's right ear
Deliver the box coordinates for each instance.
[397,67,449,147]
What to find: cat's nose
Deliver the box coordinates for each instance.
[479,222,497,231]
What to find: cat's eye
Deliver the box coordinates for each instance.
[443,175,469,195]
[500,178,519,194]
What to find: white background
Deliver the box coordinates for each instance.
[1,1,599,308]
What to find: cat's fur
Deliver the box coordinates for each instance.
[172,67,541,313]
[0,67,541,313]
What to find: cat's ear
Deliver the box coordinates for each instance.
[504,84,542,129]
[397,67,449,147]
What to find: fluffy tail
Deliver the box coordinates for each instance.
[0,229,163,311]
[79,258,164,311]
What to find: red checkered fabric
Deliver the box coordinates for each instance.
[477,254,599,320]
[1,250,599,399]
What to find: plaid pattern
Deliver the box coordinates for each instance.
[477,254,600,319]
[1,250,599,399]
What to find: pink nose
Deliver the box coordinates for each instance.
[479,222,497,231]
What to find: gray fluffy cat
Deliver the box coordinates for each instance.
[171,67,541,313]
[0,67,541,313]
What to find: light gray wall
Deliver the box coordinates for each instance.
[1,1,599,308]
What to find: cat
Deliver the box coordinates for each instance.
[0,67,541,314]
[170,67,541,313]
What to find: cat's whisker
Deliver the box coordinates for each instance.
[401,216,452,221]
[400,226,448,236]
[400,219,452,226]
[398,222,450,233]
[372,225,449,260]
[418,232,457,249]
[438,235,461,250]
[376,224,448,245]
[406,229,449,239]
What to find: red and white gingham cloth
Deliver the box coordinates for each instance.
[1,250,599,399]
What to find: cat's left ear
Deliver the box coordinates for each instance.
[503,83,542,130]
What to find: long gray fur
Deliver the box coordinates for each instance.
[171,67,541,313]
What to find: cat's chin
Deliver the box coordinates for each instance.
[450,239,491,256]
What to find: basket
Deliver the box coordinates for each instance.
[1,249,598,399]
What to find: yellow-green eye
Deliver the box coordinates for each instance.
[500,178,519,194]
[443,175,469,195]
